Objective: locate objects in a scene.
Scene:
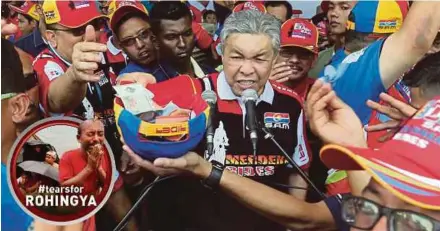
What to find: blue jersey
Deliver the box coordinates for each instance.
[1,164,33,231]
[320,40,386,125]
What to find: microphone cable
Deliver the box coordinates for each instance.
[113,175,177,231]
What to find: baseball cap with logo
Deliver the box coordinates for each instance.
[114,76,209,160]
[42,0,105,28]
[9,0,40,21]
[346,0,409,34]
[320,97,440,210]
[280,18,319,54]
[233,2,266,13]
[107,0,149,33]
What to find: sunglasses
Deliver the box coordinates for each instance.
[342,196,440,231]
[48,19,106,37]
[119,28,153,48]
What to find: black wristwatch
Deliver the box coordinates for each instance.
[201,161,224,190]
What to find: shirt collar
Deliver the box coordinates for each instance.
[191,57,206,78]
[216,71,274,105]
[189,0,215,11]
[107,36,122,55]
[48,43,71,67]
[32,28,45,47]
[160,57,206,78]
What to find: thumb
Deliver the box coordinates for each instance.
[84,25,96,42]
[329,91,347,109]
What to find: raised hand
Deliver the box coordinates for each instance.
[269,62,293,83]
[365,92,417,132]
[306,80,367,148]
[1,19,18,37]
[71,25,107,83]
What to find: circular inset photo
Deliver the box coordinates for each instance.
[7,117,116,225]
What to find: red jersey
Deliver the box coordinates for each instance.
[290,77,316,100]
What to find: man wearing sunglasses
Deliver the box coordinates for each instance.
[128,78,440,231]
[108,0,160,82]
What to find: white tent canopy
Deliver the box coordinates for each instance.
[34,125,79,158]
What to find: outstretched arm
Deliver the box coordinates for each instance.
[380,1,440,89]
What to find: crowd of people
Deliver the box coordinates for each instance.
[1,0,440,231]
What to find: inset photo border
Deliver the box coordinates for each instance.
[7,117,117,226]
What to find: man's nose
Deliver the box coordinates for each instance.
[239,59,255,76]
[135,38,146,49]
[176,36,186,49]
[287,54,300,63]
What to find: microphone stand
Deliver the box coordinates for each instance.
[257,122,327,200]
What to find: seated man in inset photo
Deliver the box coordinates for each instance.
[44,150,59,169]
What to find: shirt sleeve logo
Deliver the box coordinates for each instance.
[43,61,64,81]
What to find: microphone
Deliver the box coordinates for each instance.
[241,89,258,155]
[201,90,217,158]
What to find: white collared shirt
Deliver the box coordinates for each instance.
[216,71,274,105]
[107,36,128,62]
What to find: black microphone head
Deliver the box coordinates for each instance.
[241,89,258,103]
[201,90,217,104]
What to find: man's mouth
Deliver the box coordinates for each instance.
[176,52,188,58]
[290,65,304,73]
[237,80,256,89]
[139,50,150,59]
[330,21,340,27]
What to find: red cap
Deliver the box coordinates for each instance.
[9,1,40,21]
[320,1,329,12]
[108,0,149,33]
[233,2,266,13]
[42,1,105,28]
[320,97,440,210]
[280,18,319,54]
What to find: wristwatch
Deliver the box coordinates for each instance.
[201,161,224,190]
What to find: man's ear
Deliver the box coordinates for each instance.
[30,20,38,29]
[45,30,57,48]
[9,94,31,124]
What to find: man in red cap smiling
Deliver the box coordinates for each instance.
[270,18,318,100]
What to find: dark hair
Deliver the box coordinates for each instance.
[19,13,35,24]
[1,38,26,95]
[403,52,440,99]
[113,11,149,39]
[149,1,192,34]
[264,1,293,21]
[203,10,217,21]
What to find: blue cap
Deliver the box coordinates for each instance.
[114,83,209,160]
